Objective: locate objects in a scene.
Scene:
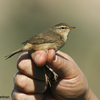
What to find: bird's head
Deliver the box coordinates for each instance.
[52,23,75,41]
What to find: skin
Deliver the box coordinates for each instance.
[11,49,98,100]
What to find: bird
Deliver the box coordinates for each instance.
[5,23,75,86]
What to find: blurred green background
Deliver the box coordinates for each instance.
[0,0,100,99]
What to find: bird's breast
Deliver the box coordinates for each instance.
[32,40,65,52]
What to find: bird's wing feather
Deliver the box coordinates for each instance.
[22,29,62,45]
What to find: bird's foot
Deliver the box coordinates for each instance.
[52,71,58,82]
[47,67,58,82]
[45,74,51,87]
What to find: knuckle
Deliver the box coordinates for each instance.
[11,89,22,100]
[12,90,44,100]
[15,74,26,90]
[18,59,31,72]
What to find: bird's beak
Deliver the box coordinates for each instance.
[68,27,75,30]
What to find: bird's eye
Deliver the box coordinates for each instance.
[61,27,66,29]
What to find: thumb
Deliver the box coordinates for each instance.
[47,50,81,79]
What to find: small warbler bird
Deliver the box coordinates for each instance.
[5,23,75,86]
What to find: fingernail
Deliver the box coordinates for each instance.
[53,55,57,62]
[35,54,41,64]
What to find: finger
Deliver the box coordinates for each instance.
[14,72,47,93]
[17,52,47,80]
[31,50,47,67]
[12,89,44,100]
[47,50,81,79]
[30,50,54,78]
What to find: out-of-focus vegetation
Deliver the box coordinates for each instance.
[0,0,100,99]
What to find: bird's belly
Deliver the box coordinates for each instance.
[33,42,64,52]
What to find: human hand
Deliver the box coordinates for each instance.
[12,49,98,100]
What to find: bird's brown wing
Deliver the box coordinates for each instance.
[22,29,63,45]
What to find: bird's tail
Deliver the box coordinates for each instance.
[5,48,23,60]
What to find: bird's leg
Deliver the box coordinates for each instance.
[46,65,58,82]
[43,49,58,86]
[43,66,51,86]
